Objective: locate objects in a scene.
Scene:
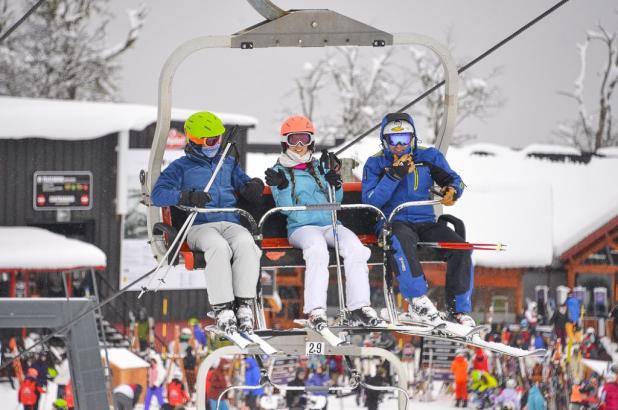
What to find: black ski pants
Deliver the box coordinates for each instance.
[389,221,473,313]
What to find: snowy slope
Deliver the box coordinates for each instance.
[0,96,258,140]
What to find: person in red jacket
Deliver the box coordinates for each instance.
[19,368,46,410]
[64,381,75,410]
[167,375,190,407]
[602,366,618,410]
[472,348,489,372]
[450,351,469,407]
[207,358,230,410]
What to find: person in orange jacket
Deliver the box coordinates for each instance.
[451,350,469,408]
[19,368,46,410]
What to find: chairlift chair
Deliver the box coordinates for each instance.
[140,1,461,409]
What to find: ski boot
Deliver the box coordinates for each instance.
[462,399,468,408]
[308,308,328,331]
[407,295,444,326]
[349,306,385,327]
[212,302,237,334]
[455,399,461,407]
[448,311,476,327]
[235,298,255,333]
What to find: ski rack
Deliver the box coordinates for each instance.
[195,329,411,410]
[142,0,459,263]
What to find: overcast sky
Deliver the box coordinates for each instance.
[106,0,617,148]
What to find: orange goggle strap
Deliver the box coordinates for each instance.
[186,132,220,145]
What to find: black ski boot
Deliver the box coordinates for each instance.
[212,302,237,334]
[447,308,476,327]
[455,399,461,407]
[308,308,328,331]
[234,298,255,333]
[349,306,385,327]
[462,399,468,408]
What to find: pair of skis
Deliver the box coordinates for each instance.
[205,325,278,355]
[397,315,547,358]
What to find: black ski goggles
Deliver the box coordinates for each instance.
[386,132,414,146]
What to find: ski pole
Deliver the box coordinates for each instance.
[418,241,507,251]
[320,150,347,322]
[139,127,239,298]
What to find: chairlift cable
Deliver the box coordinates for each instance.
[335,0,570,156]
[0,0,47,44]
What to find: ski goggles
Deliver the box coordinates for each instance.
[285,132,313,147]
[386,132,414,146]
[187,133,221,146]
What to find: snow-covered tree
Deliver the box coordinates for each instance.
[294,47,415,145]
[290,38,503,146]
[405,46,503,145]
[0,0,146,101]
[555,22,618,152]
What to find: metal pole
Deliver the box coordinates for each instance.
[90,268,113,403]
[327,183,346,322]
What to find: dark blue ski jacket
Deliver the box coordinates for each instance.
[151,147,251,225]
[361,145,464,230]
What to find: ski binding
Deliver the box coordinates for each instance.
[294,319,346,346]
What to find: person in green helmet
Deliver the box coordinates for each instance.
[152,111,264,334]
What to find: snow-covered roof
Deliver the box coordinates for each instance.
[101,348,149,369]
[0,96,258,140]
[336,140,618,269]
[0,227,106,270]
[520,143,582,155]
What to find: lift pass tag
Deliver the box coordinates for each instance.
[306,341,325,355]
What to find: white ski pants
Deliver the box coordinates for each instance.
[289,224,371,314]
[187,221,261,305]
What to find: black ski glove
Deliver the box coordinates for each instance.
[387,163,409,180]
[179,191,212,207]
[240,178,264,203]
[264,168,289,189]
[324,169,342,189]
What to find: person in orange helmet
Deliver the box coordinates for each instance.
[265,115,384,329]
[18,368,46,410]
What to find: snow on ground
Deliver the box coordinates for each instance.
[0,380,461,410]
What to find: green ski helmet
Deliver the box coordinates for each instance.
[184,111,226,143]
[53,398,68,409]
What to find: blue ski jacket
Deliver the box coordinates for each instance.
[270,159,343,237]
[244,357,264,396]
[566,295,582,323]
[361,146,464,231]
[151,148,251,225]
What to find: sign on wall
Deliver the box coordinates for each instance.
[33,171,93,210]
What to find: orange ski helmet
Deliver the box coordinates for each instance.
[279,115,315,151]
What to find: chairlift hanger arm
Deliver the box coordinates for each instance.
[145,6,457,262]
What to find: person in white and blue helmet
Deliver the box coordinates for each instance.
[152,112,264,334]
[361,112,475,327]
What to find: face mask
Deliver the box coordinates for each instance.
[201,143,220,158]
